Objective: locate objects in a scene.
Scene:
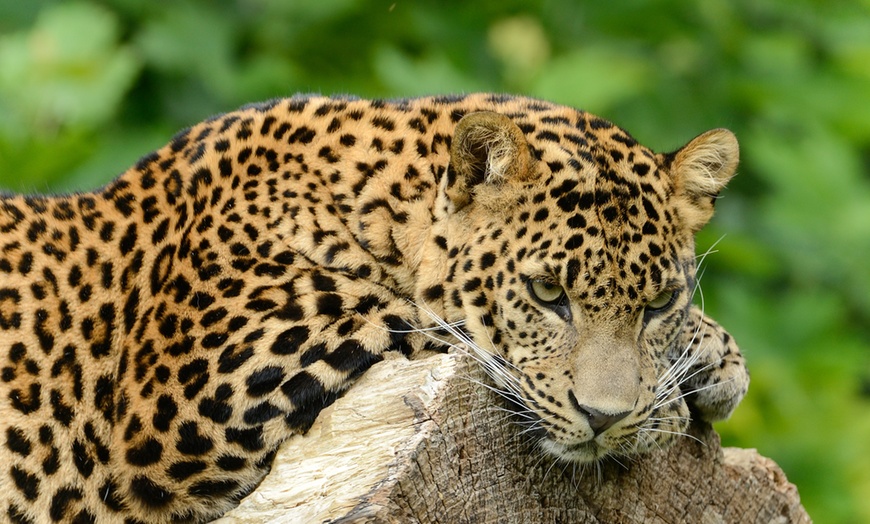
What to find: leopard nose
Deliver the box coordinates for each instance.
[576,405,631,436]
[567,390,632,436]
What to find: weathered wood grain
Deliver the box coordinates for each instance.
[217,352,809,524]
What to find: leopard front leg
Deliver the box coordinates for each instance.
[112,266,438,523]
[673,305,750,423]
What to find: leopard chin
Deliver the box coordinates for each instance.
[539,438,607,463]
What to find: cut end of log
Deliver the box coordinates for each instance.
[217,353,810,524]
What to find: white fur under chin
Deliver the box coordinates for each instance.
[539,438,604,463]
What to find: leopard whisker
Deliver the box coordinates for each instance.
[404,302,553,445]
[606,453,628,470]
[518,420,549,436]
[657,317,710,399]
[694,234,725,269]
[654,376,738,412]
[660,313,708,385]
[542,451,562,482]
[645,415,689,423]
[637,426,704,446]
[413,302,527,396]
[488,404,539,419]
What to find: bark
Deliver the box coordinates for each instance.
[216,353,810,524]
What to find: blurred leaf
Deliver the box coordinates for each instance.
[532,46,652,113]
[134,3,236,100]
[0,2,140,136]
[0,130,96,192]
[373,46,484,95]
[488,15,550,89]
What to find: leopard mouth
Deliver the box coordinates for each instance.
[539,437,606,463]
[499,389,619,463]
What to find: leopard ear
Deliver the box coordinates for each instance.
[669,128,739,232]
[447,111,531,210]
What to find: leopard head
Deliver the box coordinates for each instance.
[426,108,738,462]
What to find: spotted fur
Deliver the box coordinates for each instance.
[0,94,748,523]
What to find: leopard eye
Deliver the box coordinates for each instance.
[529,279,565,304]
[646,289,676,312]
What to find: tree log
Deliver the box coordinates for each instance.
[216,352,810,523]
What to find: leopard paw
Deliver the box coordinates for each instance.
[674,306,750,423]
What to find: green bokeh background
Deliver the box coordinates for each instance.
[1,1,868,521]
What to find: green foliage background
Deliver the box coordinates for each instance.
[1,1,868,521]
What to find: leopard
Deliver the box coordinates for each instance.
[0,93,749,523]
